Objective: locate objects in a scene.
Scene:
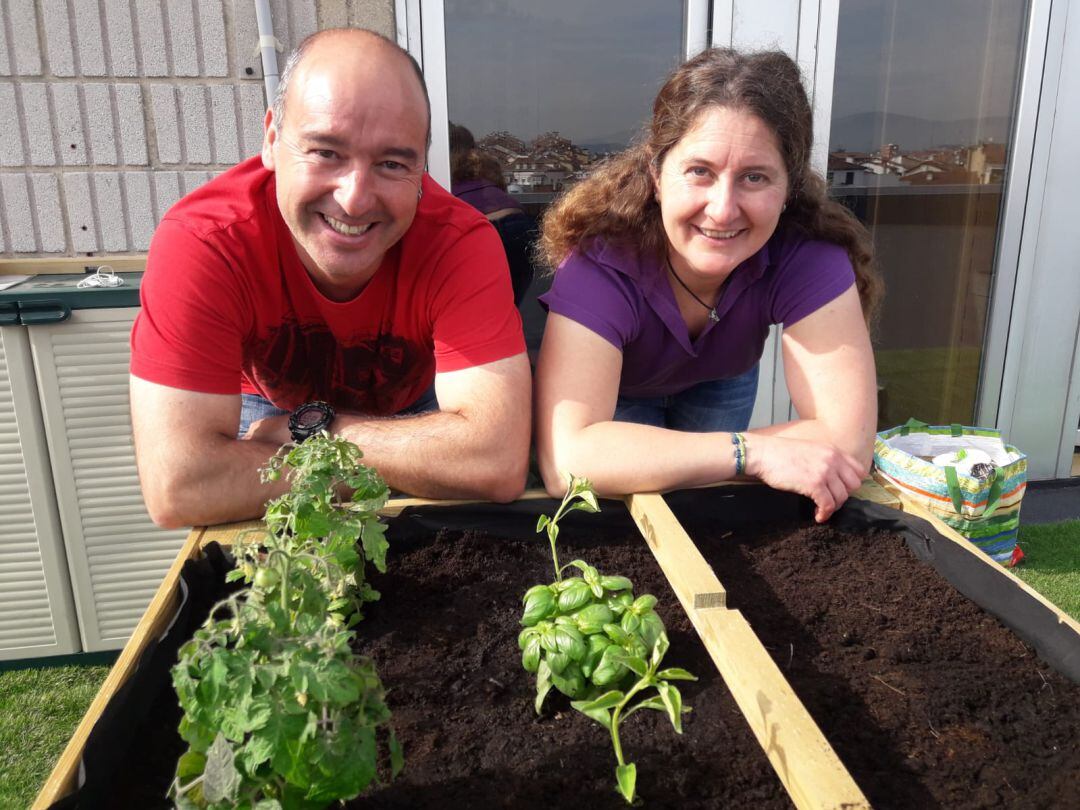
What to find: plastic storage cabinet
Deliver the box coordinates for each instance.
[0,274,188,655]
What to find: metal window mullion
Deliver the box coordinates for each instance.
[977,0,1056,431]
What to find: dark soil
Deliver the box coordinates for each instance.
[353,525,790,809]
[689,520,1080,810]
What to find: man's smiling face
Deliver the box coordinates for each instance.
[261,33,429,301]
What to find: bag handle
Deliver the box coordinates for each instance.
[899,417,929,437]
[943,465,1003,517]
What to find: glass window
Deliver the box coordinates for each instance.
[443,0,684,353]
[828,0,1030,428]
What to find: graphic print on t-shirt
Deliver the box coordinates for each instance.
[246,317,430,414]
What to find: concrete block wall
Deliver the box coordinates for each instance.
[0,0,394,258]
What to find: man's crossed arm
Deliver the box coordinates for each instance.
[131,352,532,528]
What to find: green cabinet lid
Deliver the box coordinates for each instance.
[0,272,142,311]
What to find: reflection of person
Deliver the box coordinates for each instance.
[449,123,536,306]
[130,29,531,528]
[535,48,883,522]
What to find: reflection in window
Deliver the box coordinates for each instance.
[827,0,1029,428]
[443,0,683,352]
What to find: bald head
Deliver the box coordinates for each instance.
[271,28,431,147]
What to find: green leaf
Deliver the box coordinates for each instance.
[536,514,551,534]
[175,750,206,781]
[632,593,658,612]
[591,645,627,687]
[522,637,541,673]
[389,729,404,778]
[656,667,697,681]
[616,763,637,804]
[360,520,390,573]
[546,651,571,675]
[570,700,613,730]
[639,612,666,651]
[631,696,668,714]
[521,587,556,626]
[550,662,586,698]
[577,690,625,711]
[557,580,594,612]
[650,632,671,667]
[574,603,615,635]
[657,682,685,733]
[202,732,241,803]
[566,559,597,578]
[553,626,588,660]
[603,623,630,644]
[535,660,553,715]
[613,653,648,678]
[600,575,633,592]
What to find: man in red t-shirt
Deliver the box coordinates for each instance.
[130,29,531,527]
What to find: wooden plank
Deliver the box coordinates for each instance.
[852,477,902,508]
[624,492,869,810]
[32,525,208,809]
[698,609,870,810]
[199,519,267,549]
[624,492,726,609]
[378,487,551,517]
[874,477,1080,636]
[0,255,146,275]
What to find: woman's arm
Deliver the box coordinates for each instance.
[535,296,873,522]
[753,286,877,466]
[743,285,877,519]
[534,314,737,496]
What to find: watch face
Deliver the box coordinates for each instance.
[296,408,325,428]
[289,402,335,441]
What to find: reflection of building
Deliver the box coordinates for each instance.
[967,142,1007,184]
[472,128,599,197]
[827,141,1005,188]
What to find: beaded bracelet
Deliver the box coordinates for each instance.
[732,432,747,476]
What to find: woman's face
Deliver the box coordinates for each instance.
[654,106,788,287]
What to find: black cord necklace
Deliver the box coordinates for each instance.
[666,257,723,323]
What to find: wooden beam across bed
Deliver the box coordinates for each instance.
[624,490,871,810]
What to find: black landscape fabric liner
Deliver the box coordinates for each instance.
[49,486,1080,808]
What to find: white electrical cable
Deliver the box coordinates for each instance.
[77,265,124,288]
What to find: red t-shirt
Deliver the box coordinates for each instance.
[131,157,525,414]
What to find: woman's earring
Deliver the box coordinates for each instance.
[781,203,787,213]
[418,186,424,200]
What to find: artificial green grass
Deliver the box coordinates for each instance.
[0,662,110,808]
[1013,519,1080,621]
[874,345,982,428]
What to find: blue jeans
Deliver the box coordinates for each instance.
[613,364,759,433]
[237,386,440,439]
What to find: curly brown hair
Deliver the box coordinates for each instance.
[540,48,882,323]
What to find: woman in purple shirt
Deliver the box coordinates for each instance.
[535,48,883,522]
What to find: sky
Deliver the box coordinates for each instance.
[443,0,1029,150]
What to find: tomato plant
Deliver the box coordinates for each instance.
[170,435,400,809]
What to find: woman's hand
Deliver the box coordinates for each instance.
[743,433,867,523]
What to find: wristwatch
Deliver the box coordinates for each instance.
[288,401,335,443]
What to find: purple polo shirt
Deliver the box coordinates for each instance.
[540,228,855,398]
[452,179,521,215]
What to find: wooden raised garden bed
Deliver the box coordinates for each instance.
[34,483,1080,809]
